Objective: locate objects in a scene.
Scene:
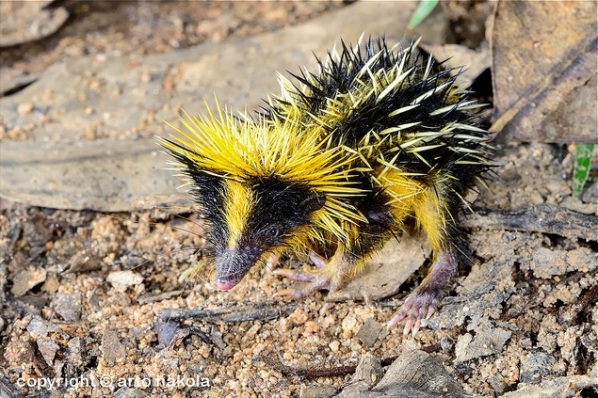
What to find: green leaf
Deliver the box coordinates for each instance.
[572,143,594,200]
[408,0,439,30]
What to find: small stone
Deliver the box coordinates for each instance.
[520,349,556,383]
[27,317,51,338]
[3,336,35,367]
[67,337,84,366]
[341,315,358,335]
[455,322,512,364]
[67,245,102,272]
[101,330,127,366]
[328,340,340,352]
[288,308,309,325]
[487,374,509,395]
[41,274,60,294]
[299,385,337,398]
[114,387,149,398]
[210,329,226,350]
[581,178,598,204]
[51,291,82,322]
[567,248,597,273]
[107,270,143,292]
[530,248,569,278]
[440,335,455,352]
[11,267,47,297]
[304,320,320,333]
[36,337,60,366]
[18,102,34,115]
[155,320,179,348]
[356,317,385,348]
[374,350,467,396]
[241,323,261,343]
[353,353,383,387]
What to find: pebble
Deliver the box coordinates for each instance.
[353,353,383,387]
[113,387,149,398]
[520,349,556,383]
[531,248,569,278]
[299,385,337,398]
[155,320,180,348]
[304,320,320,333]
[11,267,47,297]
[101,330,127,366]
[67,337,84,366]
[107,270,144,292]
[36,337,60,366]
[51,291,82,321]
[341,314,358,334]
[18,102,34,115]
[328,340,340,352]
[289,308,309,325]
[374,350,468,396]
[455,323,512,364]
[355,317,385,348]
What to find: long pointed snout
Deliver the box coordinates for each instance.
[214,246,262,290]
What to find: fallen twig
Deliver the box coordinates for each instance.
[158,301,297,323]
[260,353,400,380]
[463,204,597,241]
[260,352,356,379]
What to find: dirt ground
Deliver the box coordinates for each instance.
[1,2,596,398]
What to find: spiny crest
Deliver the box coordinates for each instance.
[270,37,488,148]
[160,102,359,193]
[264,36,491,209]
[271,37,426,120]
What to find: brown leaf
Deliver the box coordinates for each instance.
[420,43,491,88]
[0,1,69,47]
[326,236,429,302]
[489,1,597,144]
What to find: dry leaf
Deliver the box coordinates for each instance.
[0,1,69,47]
[489,1,597,144]
[420,43,491,88]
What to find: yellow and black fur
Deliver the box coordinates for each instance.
[159,37,491,333]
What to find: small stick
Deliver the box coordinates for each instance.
[158,302,296,323]
[260,353,401,380]
[463,204,597,241]
[260,353,356,379]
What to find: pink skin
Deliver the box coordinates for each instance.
[388,249,457,335]
[273,251,336,299]
[388,290,439,335]
[215,279,238,291]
